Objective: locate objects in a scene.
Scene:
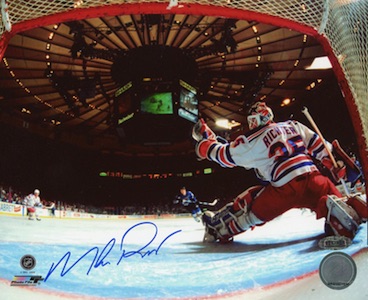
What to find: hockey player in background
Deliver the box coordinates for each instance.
[24,189,42,221]
[173,187,203,222]
[192,102,367,242]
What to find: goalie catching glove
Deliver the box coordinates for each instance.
[192,118,216,142]
[192,119,229,161]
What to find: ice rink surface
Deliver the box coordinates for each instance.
[0,209,367,300]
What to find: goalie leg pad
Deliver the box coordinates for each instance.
[202,202,263,242]
[325,195,361,238]
[202,203,238,241]
[202,186,264,242]
[346,194,367,222]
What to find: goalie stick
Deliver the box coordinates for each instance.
[301,106,350,195]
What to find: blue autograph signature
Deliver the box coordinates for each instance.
[44,221,181,282]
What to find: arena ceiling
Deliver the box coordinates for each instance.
[0,13,337,156]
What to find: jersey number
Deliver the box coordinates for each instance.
[269,136,305,158]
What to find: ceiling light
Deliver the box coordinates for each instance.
[21,108,31,114]
[216,119,241,129]
[216,119,230,129]
[305,56,332,70]
[282,98,291,106]
[74,0,83,8]
[337,54,347,64]
[252,26,258,34]
[2,57,9,67]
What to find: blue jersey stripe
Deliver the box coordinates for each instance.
[307,133,318,149]
[312,144,325,158]
[270,153,307,179]
[225,145,236,165]
[273,161,315,182]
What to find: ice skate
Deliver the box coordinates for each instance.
[325,195,361,239]
[193,211,203,222]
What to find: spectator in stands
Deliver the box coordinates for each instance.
[46,201,56,217]
[0,188,6,201]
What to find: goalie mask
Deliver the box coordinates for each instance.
[247,102,274,130]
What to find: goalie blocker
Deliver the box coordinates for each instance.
[322,140,363,187]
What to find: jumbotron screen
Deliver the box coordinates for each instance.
[178,79,198,123]
[140,92,174,115]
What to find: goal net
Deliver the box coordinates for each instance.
[0,0,367,181]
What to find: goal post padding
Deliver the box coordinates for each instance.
[0,2,367,190]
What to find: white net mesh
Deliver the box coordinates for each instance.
[323,0,368,145]
[0,0,367,150]
[2,1,327,29]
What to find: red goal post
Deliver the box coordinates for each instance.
[1,0,367,189]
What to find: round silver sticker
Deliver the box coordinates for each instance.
[319,252,356,290]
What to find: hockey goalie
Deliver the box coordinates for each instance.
[192,102,367,243]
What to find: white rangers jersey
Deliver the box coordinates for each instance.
[24,193,41,207]
[202,120,331,187]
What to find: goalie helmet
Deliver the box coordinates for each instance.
[247,102,274,130]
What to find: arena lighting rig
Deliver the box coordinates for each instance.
[1,6,353,157]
